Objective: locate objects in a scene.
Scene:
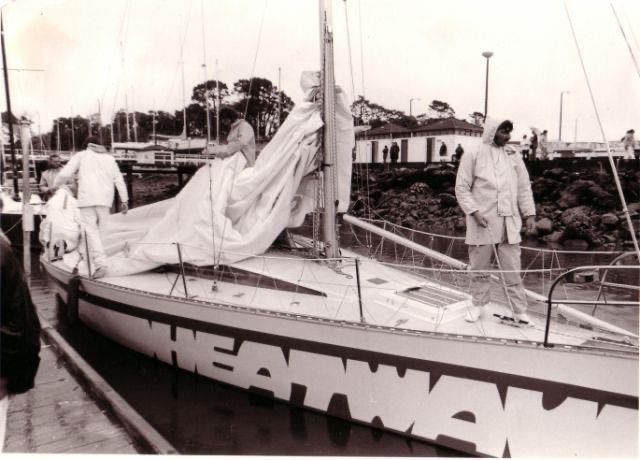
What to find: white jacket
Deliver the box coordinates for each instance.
[54,145,128,208]
[455,117,536,245]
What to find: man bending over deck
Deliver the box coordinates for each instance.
[54,137,128,279]
[455,117,537,326]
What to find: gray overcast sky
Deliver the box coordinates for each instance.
[2,0,640,142]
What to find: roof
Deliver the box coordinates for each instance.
[364,122,410,136]
[412,118,483,133]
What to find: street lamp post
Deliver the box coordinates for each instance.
[558,90,570,141]
[481,51,493,119]
[409,97,420,117]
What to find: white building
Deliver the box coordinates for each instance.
[355,118,483,164]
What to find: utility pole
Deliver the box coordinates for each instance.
[558,90,569,141]
[482,51,494,119]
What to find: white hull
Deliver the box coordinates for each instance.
[42,255,638,457]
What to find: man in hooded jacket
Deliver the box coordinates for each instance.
[53,137,128,278]
[455,117,537,326]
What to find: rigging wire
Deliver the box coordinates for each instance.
[610,2,640,79]
[243,0,268,121]
[621,4,640,56]
[107,0,132,142]
[214,1,267,277]
[563,2,640,262]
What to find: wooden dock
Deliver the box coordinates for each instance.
[3,273,176,454]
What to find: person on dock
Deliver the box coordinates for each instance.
[520,134,529,161]
[389,141,399,167]
[204,105,256,167]
[0,230,42,451]
[53,137,128,279]
[539,129,549,159]
[454,117,537,326]
[382,145,389,168]
[622,129,636,159]
[39,153,76,200]
[529,129,538,160]
[455,144,464,162]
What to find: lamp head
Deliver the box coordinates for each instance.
[482,51,494,59]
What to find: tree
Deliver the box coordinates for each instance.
[191,79,230,109]
[468,111,484,126]
[232,77,294,139]
[351,96,409,128]
[428,100,455,119]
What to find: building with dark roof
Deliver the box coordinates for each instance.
[354,117,482,164]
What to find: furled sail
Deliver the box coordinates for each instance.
[43,72,354,276]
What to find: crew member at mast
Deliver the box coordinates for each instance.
[53,137,128,279]
[455,117,537,326]
[204,105,256,167]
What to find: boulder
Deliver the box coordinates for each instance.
[438,193,458,208]
[601,213,619,227]
[560,206,591,226]
[543,230,564,243]
[535,217,553,235]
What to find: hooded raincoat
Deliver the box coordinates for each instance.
[455,117,535,245]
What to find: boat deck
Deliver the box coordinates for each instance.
[50,246,638,352]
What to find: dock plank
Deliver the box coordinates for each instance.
[4,278,141,454]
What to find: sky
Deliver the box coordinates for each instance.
[1,0,639,142]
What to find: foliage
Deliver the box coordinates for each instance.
[351,96,404,127]
[428,100,455,118]
[191,79,230,109]
[232,77,293,139]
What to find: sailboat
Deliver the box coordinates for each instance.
[40,1,638,456]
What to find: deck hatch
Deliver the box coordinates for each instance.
[397,284,467,307]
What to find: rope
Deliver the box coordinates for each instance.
[611,2,640,79]
[564,1,640,261]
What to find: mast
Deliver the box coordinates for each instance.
[319,0,339,259]
[97,99,103,145]
[1,13,19,198]
[215,59,220,143]
[201,0,211,144]
[181,47,187,139]
[70,106,76,151]
[131,87,138,143]
[277,66,282,131]
[124,95,131,142]
[19,121,33,279]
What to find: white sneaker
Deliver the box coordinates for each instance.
[514,312,536,328]
[465,305,485,322]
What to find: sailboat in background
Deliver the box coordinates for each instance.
[40,1,638,456]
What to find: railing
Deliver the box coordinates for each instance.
[544,264,640,348]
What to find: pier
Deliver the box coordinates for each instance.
[3,265,176,454]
